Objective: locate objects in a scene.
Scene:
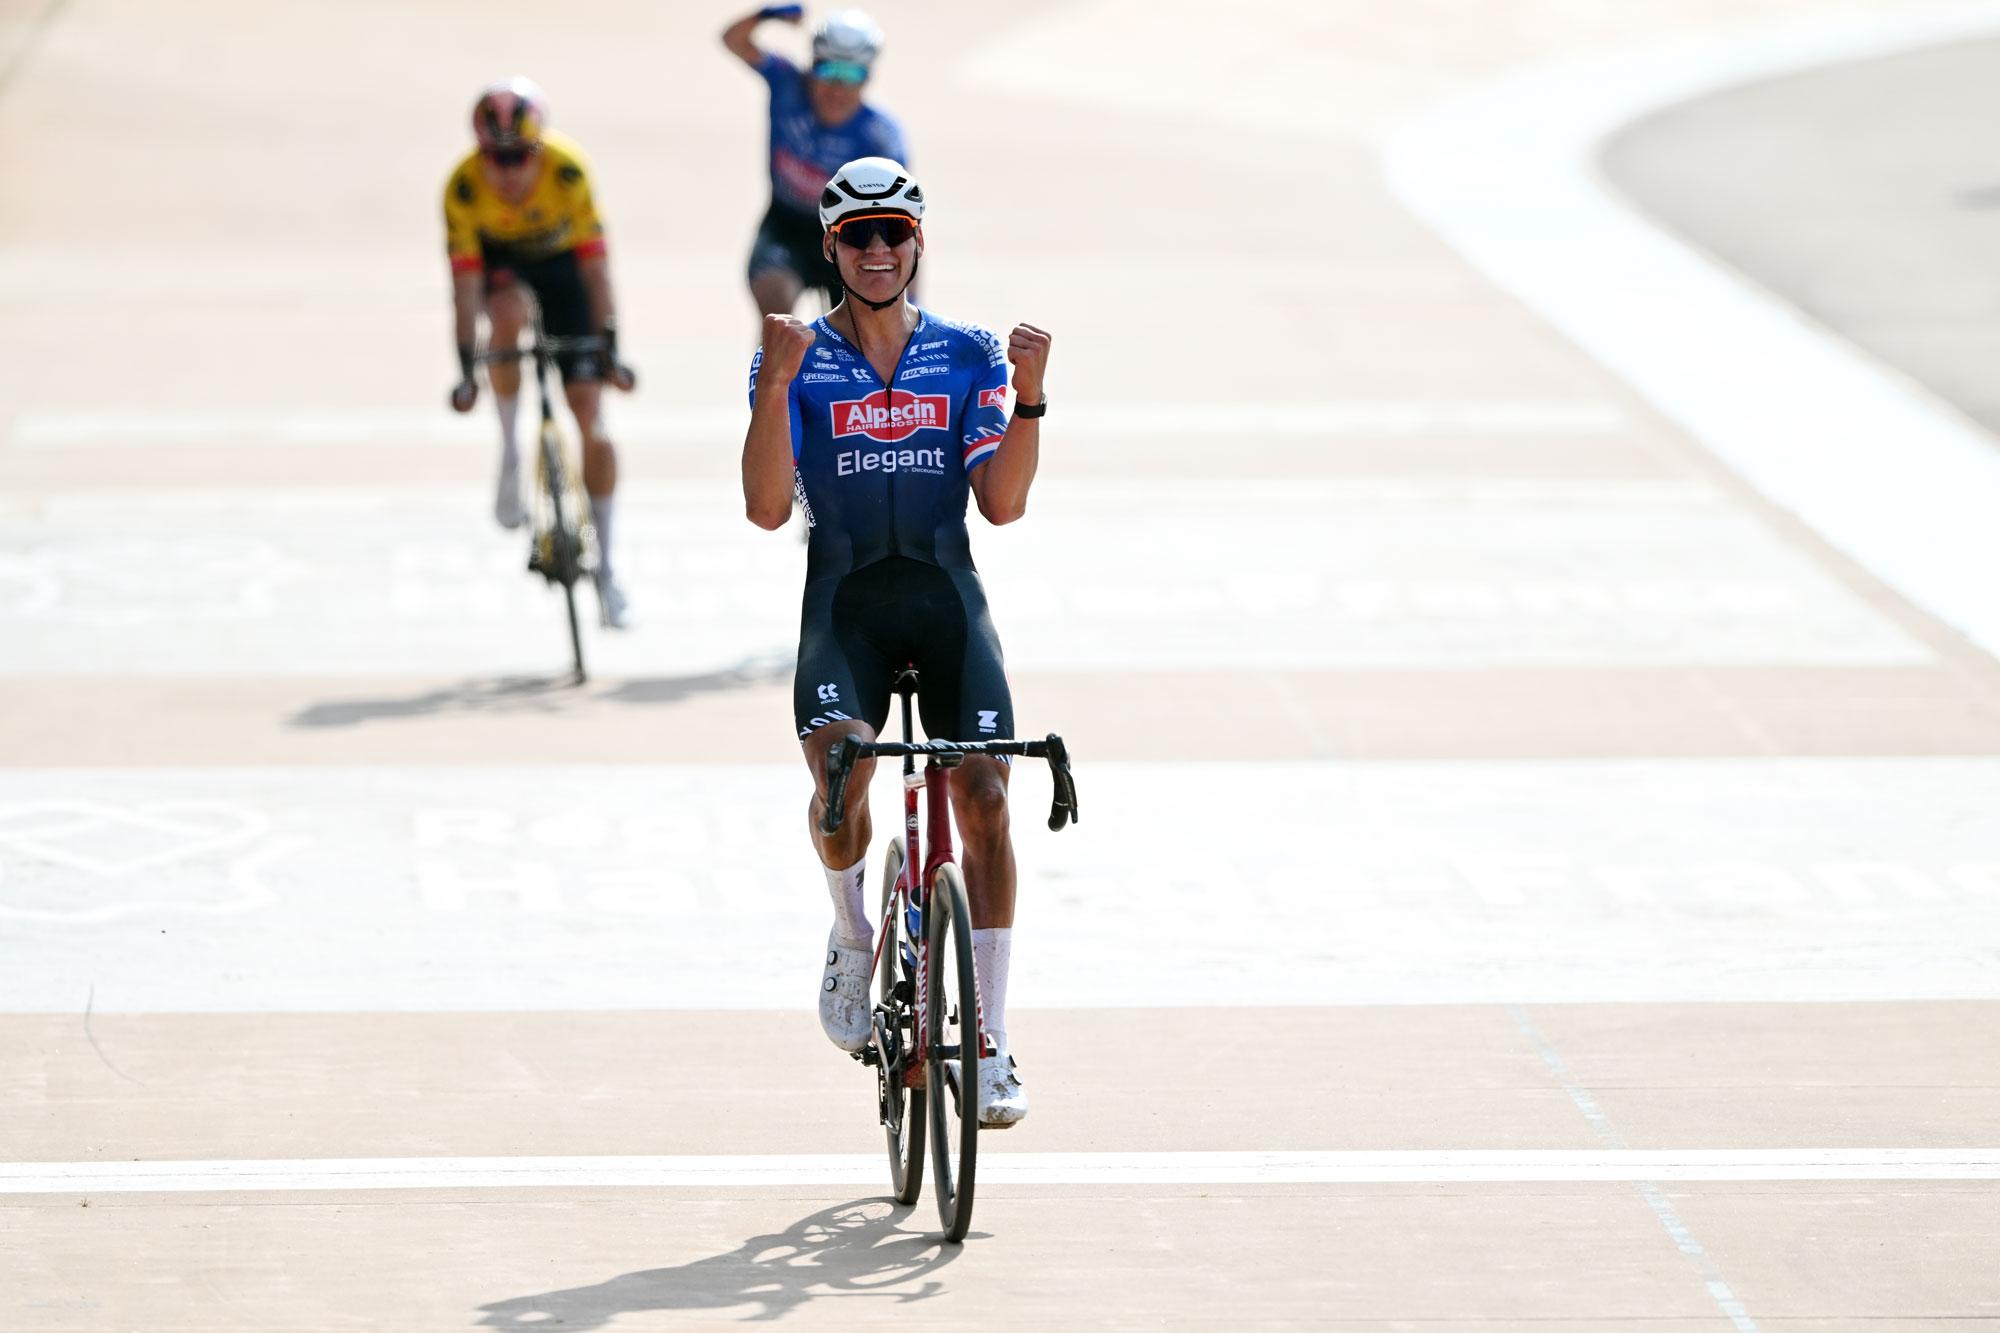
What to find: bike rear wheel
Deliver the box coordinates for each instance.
[878,837,925,1205]
[925,861,979,1241]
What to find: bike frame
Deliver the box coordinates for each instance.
[870,676,964,1087]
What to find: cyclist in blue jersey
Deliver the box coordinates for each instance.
[722,6,909,317]
[743,158,1051,1128]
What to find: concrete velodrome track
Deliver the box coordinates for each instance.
[4,0,1999,1327]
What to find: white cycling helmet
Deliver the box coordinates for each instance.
[471,76,549,152]
[813,9,884,66]
[818,156,924,229]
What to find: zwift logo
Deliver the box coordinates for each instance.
[829,389,949,443]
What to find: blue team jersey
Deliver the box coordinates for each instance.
[760,54,909,214]
[750,309,1011,580]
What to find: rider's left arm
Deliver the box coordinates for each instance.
[578,251,616,333]
[577,249,635,385]
[971,418,1038,526]
[970,323,1051,525]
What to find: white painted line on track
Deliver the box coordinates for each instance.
[7,1149,1999,1195]
[6,401,1629,447]
[1384,3,2000,663]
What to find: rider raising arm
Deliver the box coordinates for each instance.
[744,312,812,529]
[968,324,1050,524]
[721,4,805,67]
[721,7,907,319]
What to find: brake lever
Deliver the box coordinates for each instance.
[1043,733,1078,831]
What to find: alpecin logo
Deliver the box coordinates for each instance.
[830,389,950,443]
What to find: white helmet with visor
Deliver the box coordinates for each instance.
[819,157,923,310]
[818,156,924,230]
[812,9,884,67]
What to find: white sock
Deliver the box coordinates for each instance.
[825,855,870,943]
[590,495,615,581]
[495,393,520,471]
[973,927,1011,1052]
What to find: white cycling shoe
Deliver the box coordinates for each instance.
[494,461,526,530]
[818,928,873,1052]
[977,1047,1028,1128]
[595,573,630,629]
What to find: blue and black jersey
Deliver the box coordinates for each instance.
[749,309,1009,582]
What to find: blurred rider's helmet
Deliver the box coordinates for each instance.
[812,10,884,68]
[818,157,924,229]
[471,77,548,152]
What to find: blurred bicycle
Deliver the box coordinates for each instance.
[477,329,624,682]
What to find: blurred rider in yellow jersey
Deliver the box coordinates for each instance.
[443,77,638,629]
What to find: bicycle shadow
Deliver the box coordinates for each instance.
[287,674,577,728]
[475,1198,973,1327]
[285,654,791,729]
[596,652,790,705]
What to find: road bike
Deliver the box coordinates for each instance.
[819,669,1078,1242]
[480,329,604,683]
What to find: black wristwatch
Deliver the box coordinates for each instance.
[1014,398,1047,419]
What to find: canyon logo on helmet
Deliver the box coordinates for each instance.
[818,156,924,230]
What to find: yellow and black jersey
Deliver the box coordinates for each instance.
[443,130,606,272]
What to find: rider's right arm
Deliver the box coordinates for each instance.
[721,9,793,70]
[451,270,482,374]
[444,171,484,376]
[743,348,802,529]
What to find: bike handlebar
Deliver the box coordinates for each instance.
[475,334,610,366]
[819,734,1079,837]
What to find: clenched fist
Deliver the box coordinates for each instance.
[759,313,816,386]
[1007,323,1051,404]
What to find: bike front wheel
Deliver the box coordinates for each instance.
[925,861,979,1241]
[538,423,586,683]
[878,836,925,1205]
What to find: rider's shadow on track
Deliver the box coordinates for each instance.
[475,1198,975,1327]
[284,653,791,728]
